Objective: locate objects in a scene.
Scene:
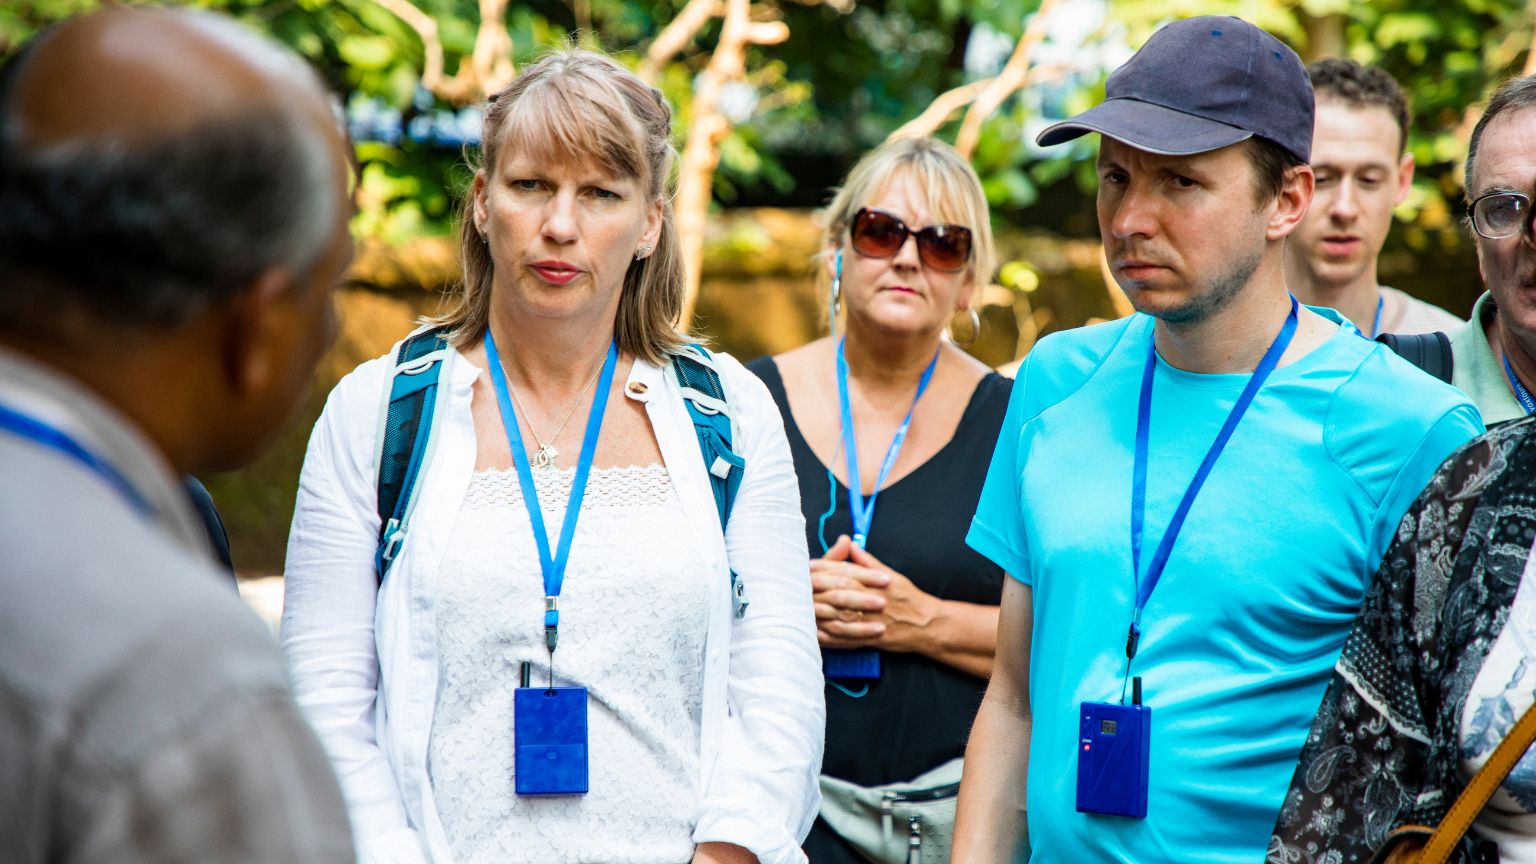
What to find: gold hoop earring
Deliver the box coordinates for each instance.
[948,306,981,348]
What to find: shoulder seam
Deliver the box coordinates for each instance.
[1325,346,1474,505]
[1019,319,1137,427]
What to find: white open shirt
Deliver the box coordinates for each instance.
[280,336,825,864]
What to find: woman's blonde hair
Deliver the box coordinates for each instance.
[818,136,996,309]
[431,46,687,364]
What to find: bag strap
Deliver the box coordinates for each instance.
[1376,331,1455,385]
[670,344,748,618]
[374,326,451,584]
[670,344,743,527]
[1418,701,1536,863]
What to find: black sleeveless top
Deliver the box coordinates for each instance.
[746,356,1012,786]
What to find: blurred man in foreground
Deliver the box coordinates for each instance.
[0,8,355,862]
[1286,58,1463,337]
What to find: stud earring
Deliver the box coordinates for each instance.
[635,245,652,260]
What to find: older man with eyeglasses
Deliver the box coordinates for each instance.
[1452,74,1536,425]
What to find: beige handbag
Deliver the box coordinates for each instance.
[1370,702,1536,864]
[817,758,963,864]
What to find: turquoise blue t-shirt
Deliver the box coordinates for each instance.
[967,310,1484,863]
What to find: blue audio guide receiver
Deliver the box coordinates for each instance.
[1075,699,1150,819]
[514,685,588,796]
[823,647,880,680]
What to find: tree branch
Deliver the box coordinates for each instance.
[675,0,796,321]
[955,0,1061,158]
[745,20,790,44]
[370,0,513,105]
[371,0,446,94]
[470,0,515,95]
[639,0,722,84]
[888,78,994,141]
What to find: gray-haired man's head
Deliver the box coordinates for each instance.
[0,7,349,340]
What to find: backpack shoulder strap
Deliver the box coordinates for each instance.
[670,344,748,618]
[1376,331,1455,385]
[671,344,745,527]
[374,326,451,583]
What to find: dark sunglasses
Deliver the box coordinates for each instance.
[849,208,973,273]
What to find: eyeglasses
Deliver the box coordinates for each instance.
[849,208,973,273]
[1470,191,1533,240]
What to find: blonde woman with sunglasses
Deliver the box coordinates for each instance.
[745,136,1008,863]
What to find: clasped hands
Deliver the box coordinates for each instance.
[810,534,938,651]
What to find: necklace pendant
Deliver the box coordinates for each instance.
[532,444,558,469]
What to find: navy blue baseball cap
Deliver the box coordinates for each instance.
[1037,16,1313,163]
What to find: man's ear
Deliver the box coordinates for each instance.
[1395,151,1417,206]
[219,266,295,398]
[1266,164,1315,241]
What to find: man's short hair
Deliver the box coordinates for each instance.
[0,28,342,336]
[1307,59,1411,155]
[1244,136,1307,204]
[1465,74,1536,200]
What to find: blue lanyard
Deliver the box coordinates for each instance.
[836,337,938,548]
[1504,354,1536,414]
[484,329,619,654]
[1126,296,1299,660]
[0,402,152,515]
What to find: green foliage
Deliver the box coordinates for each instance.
[1331,0,1530,244]
[5,0,1536,247]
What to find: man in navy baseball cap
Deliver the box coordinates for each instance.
[953,15,1482,863]
[1037,15,1314,163]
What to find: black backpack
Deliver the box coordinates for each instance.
[1376,331,1454,384]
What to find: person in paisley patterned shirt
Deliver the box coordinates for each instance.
[1270,414,1536,863]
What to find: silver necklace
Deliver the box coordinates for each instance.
[504,356,606,469]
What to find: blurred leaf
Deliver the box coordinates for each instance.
[1000,260,1041,292]
[339,33,395,70]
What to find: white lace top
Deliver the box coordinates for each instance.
[429,464,709,863]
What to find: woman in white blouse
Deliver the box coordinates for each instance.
[281,48,824,864]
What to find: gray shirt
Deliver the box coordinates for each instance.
[0,346,354,864]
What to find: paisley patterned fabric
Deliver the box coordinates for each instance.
[1268,416,1536,864]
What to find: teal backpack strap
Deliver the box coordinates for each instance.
[671,344,748,618]
[374,326,451,583]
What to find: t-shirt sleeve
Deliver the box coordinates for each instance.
[1367,402,1484,565]
[967,358,1034,583]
